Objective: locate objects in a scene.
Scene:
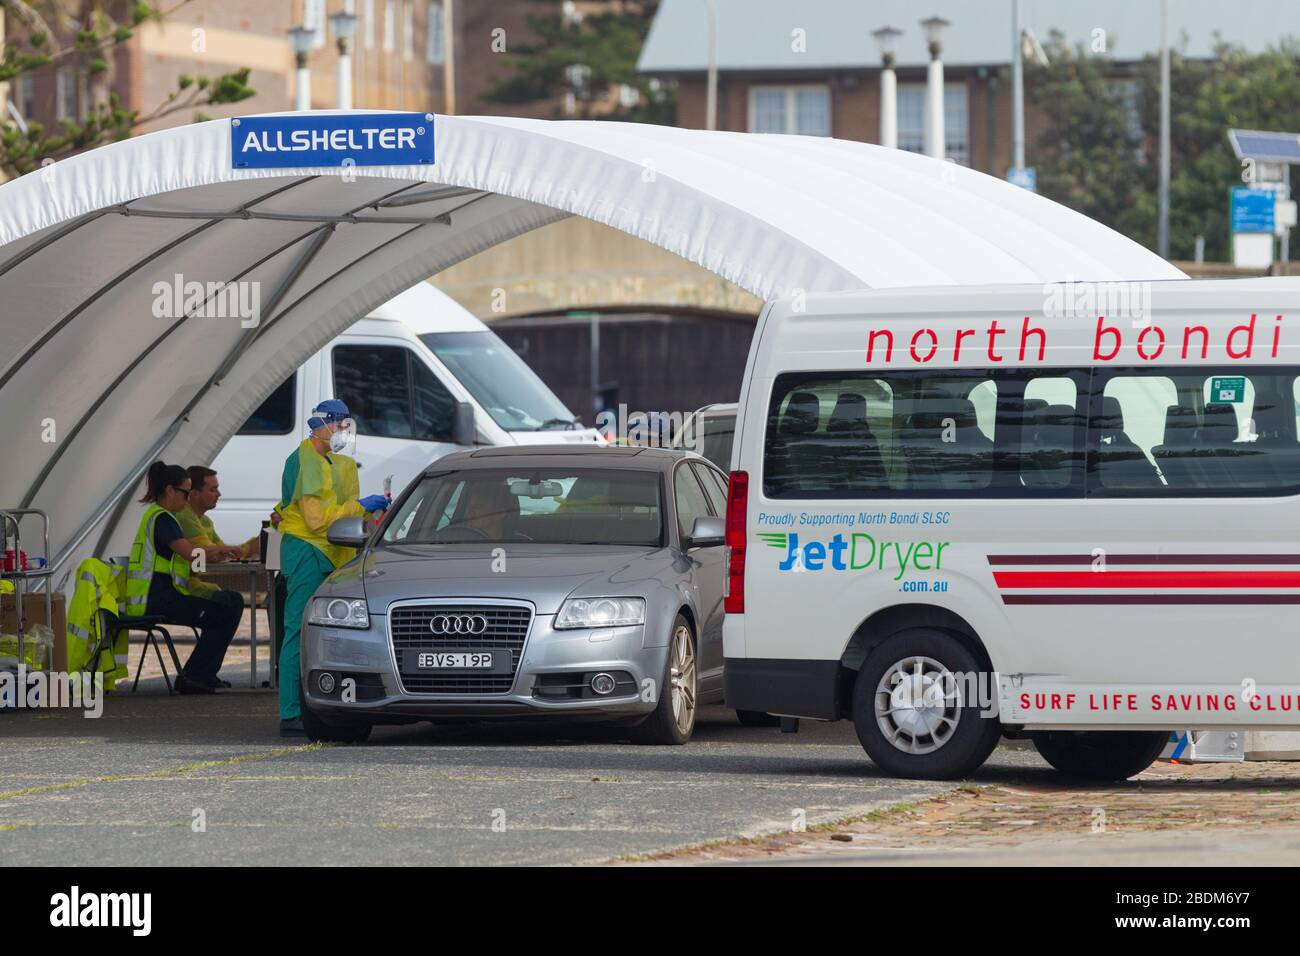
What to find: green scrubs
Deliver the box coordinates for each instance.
[278,533,335,720]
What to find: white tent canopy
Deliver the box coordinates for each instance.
[0,111,1183,578]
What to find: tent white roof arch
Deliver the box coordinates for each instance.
[0,111,1183,576]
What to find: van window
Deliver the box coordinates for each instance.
[763,370,1087,499]
[412,356,455,440]
[1090,368,1300,496]
[764,373,998,497]
[333,344,454,442]
[237,373,295,435]
[1020,376,1080,490]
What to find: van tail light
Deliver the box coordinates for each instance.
[723,470,748,614]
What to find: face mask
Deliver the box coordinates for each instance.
[328,419,357,456]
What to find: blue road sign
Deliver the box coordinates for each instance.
[1006,166,1037,192]
[231,113,435,169]
[1231,186,1275,233]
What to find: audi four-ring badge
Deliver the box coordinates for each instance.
[299,446,736,745]
[429,614,488,635]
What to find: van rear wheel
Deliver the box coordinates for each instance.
[1030,731,1167,782]
[852,628,1000,780]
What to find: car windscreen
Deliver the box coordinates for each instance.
[419,330,578,432]
[382,467,663,547]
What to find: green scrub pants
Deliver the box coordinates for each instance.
[279,534,335,720]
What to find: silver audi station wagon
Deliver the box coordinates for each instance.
[299,445,733,744]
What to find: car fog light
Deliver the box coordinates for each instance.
[319,672,336,694]
[590,672,617,696]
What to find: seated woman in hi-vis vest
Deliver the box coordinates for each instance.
[126,462,243,694]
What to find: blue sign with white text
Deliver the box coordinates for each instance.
[230,113,435,169]
[1006,166,1037,192]
[1231,186,1274,233]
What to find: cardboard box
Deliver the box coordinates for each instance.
[0,592,67,672]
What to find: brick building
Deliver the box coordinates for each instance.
[637,0,1298,178]
[2,0,630,138]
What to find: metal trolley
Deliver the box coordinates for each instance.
[0,509,54,676]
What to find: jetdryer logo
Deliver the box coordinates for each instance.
[761,532,949,580]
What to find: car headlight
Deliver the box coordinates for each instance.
[554,597,646,629]
[307,597,370,629]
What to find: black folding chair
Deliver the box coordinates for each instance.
[91,610,181,695]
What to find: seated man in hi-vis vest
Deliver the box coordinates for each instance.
[125,462,242,694]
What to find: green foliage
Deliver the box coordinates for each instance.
[482,0,675,124]
[1031,33,1300,261]
[0,2,258,178]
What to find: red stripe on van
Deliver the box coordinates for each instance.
[1003,593,1300,605]
[988,554,1300,566]
[994,570,1300,589]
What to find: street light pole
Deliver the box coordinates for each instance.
[1012,0,1025,171]
[288,25,315,112]
[330,11,358,110]
[1157,0,1171,258]
[873,27,901,149]
[705,0,718,130]
[921,16,950,161]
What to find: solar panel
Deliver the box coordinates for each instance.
[1228,129,1300,163]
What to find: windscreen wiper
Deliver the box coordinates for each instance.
[537,417,578,430]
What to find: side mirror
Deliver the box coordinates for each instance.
[326,516,368,548]
[684,515,725,549]
[452,401,477,446]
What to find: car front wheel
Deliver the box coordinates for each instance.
[301,690,373,744]
[631,614,697,745]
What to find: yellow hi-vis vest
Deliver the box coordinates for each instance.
[67,558,129,688]
[125,504,192,615]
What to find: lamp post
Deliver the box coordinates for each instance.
[288,25,315,111]
[1011,0,1024,173]
[920,15,949,160]
[705,0,718,130]
[329,10,358,110]
[872,26,901,148]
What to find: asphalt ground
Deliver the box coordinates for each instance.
[0,652,1048,866]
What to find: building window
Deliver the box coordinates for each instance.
[16,75,35,120]
[426,1,445,64]
[383,0,396,53]
[897,82,969,165]
[364,0,375,48]
[747,85,830,136]
[404,0,414,59]
[55,67,76,120]
[304,0,326,49]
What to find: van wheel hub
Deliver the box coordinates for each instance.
[875,655,960,754]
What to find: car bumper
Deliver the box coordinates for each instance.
[302,612,665,721]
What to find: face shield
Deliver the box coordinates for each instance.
[308,402,356,457]
[327,418,356,456]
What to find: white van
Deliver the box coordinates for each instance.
[212,283,602,541]
[723,278,1300,781]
